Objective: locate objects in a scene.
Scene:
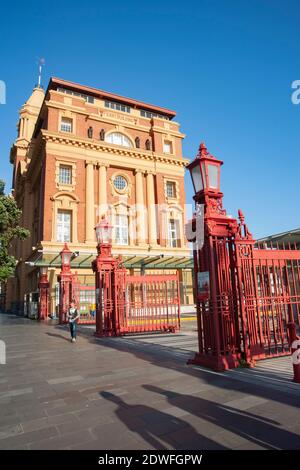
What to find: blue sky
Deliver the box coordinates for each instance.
[0,0,299,238]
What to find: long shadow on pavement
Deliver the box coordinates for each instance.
[99,391,228,450]
[143,385,300,450]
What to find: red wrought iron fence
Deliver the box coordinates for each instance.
[69,274,180,335]
[236,240,300,362]
[117,274,181,334]
[194,229,300,369]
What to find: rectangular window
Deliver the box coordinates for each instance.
[60,117,73,133]
[56,210,71,242]
[115,214,129,245]
[59,165,72,185]
[163,141,173,154]
[104,100,131,113]
[168,219,180,248]
[140,109,169,120]
[57,87,94,103]
[166,181,176,198]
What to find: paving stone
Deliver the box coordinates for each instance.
[0,425,58,449]
[0,424,23,440]
[0,387,33,399]
[46,375,84,385]
[29,429,95,450]
[21,412,78,433]
[224,395,268,411]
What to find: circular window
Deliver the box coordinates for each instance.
[114,175,127,191]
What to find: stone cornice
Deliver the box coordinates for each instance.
[41,130,189,167]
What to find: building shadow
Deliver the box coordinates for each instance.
[99,391,227,450]
[143,384,300,450]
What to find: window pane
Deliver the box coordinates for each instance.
[166,181,176,198]
[57,210,71,242]
[60,118,72,133]
[163,141,172,154]
[106,132,132,148]
[115,214,128,245]
[191,165,203,192]
[114,175,127,191]
[168,219,180,248]
[208,164,218,189]
[59,165,72,185]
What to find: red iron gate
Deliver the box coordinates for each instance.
[236,241,300,362]
[117,274,180,334]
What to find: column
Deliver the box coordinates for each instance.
[20,118,24,137]
[98,162,109,218]
[24,118,28,139]
[85,161,95,242]
[135,169,146,245]
[146,171,157,246]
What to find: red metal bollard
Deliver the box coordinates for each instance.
[287,322,300,383]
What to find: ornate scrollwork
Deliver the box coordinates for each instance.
[238,244,252,258]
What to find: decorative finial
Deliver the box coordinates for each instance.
[197,141,215,159]
[238,209,244,223]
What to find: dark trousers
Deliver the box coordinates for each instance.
[69,321,77,339]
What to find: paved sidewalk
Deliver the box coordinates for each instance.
[0,314,300,450]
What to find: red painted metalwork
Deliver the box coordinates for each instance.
[38,268,49,320]
[58,243,74,324]
[287,323,300,383]
[92,217,180,336]
[186,143,240,371]
[93,217,125,337]
[71,271,81,309]
[119,273,180,334]
[186,142,300,371]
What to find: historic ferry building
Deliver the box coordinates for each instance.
[6,78,194,316]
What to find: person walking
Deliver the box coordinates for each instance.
[67,300,80,343]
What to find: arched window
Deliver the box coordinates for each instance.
[135,137,140,148]
[145,139,151,151]
[105,132,132,148]
[99,129,105,141]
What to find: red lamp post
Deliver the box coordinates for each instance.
[58,243,73,324]
[38,266,49,320]
[186,142,239,371]
[92,216,126,337]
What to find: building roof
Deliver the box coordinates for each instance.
[47,77,177,119]
[257,228,300,245]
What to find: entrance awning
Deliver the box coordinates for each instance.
[28,252,193,270]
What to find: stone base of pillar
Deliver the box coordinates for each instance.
[187,352,240,371]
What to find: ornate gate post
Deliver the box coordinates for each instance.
[186,142,240,371]
[38,267,49,320]
[71,271,81,311]
[58,243,73,324]
[93,217,125,337]
[234,210,265,365]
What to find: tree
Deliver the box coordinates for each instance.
[0,180,30,282]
